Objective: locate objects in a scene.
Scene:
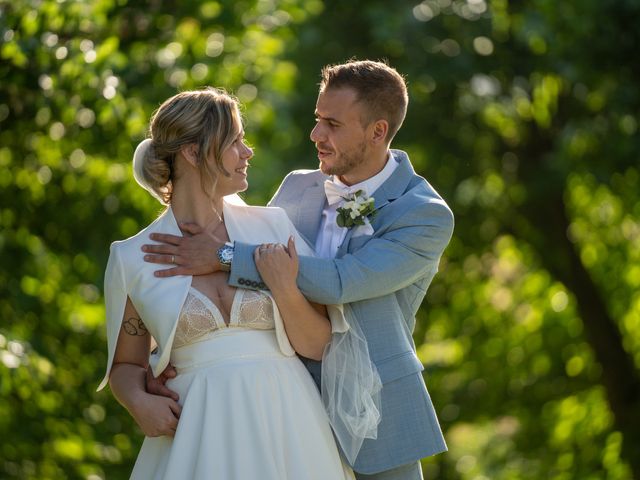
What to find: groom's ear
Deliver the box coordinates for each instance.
[370,119,389,145]
[179,143,199,168]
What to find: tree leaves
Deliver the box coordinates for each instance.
[1,0,638,478]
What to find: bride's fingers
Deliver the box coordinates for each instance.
[256,244,275,255]
[287,236,297,261]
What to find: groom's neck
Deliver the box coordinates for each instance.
[338,149,390,186]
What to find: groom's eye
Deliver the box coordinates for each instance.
[314,117,339,129]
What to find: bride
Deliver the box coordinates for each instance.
[97,87,365,479]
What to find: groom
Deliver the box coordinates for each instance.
[144,60,454,479]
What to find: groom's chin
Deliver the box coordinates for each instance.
[319,161,336,175]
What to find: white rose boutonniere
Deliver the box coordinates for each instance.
[336,190,378,228]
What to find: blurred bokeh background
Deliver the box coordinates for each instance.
[1,0,639,478]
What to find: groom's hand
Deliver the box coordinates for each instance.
[142,223,223,277]
[146,363,179,401]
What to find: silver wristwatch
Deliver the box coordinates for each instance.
[217,242,234,272]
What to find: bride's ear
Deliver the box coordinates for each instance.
[179,143,199,168]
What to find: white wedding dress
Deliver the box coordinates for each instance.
[130,286,354,480]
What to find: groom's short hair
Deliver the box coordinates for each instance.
[319,59,408,142]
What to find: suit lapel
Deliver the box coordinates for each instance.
[295,180,327,245]
[372,150,415,207]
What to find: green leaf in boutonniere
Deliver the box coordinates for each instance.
[336,190,378,228]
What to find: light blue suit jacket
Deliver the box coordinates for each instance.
[230,150,454,474]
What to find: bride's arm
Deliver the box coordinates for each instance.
[109,297,182,437]
[255,237,331,360]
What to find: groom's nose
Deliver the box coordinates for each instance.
[310,122,323,143]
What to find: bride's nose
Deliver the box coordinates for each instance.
[242,142,253,160]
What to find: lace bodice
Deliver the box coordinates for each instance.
[173,287,275,348]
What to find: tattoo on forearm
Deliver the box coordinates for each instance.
[123,316,148,336]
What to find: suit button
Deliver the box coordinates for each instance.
[259,282,266,289]
[251,281,258,287]
[238,278,246,285]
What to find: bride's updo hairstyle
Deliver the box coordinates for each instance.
[133,87,241,204]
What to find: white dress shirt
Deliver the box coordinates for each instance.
[315,153,399,259]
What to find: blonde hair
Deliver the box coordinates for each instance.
[133,87,242,205]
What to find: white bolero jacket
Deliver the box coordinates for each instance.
[97,195,346,391]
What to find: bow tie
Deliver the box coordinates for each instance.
[324,179,368,206]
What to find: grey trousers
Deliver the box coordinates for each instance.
[355,461,424,480]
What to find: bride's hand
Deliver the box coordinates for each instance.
[130,393,182,437]
[254,236,298,295]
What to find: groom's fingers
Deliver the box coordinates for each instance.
[144,254,177,265]
[160,364,177,379]
[148,233,183,246]
[146,371,180,401]
[151,382,180,401]
[155,263,214,277]
[169,401,183,419]
[142,243,178,256]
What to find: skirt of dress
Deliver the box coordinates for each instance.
[130,328,354,480]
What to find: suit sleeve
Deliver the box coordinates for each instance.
[228,241,262,290]
[296,200,453,304]
[231,197,454,303]
[228,173,294,290]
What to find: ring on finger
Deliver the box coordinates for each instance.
[171,255,175,264]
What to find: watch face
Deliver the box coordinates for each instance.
[219,246,233,264]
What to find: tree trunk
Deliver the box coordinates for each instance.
[523,189,640,477]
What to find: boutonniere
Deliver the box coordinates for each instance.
[336,190,378,228]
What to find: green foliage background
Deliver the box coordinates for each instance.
[1,1,639,478]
